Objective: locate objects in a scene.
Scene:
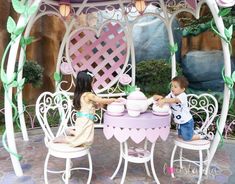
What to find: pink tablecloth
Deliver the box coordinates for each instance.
[103,111,171,143]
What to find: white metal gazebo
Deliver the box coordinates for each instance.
[1,0,233,179]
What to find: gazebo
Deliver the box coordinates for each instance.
[1,0,234,179]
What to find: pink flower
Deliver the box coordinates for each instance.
[119,74,132,85]
[216,0,235,7]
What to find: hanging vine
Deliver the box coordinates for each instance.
[0,0,39,160]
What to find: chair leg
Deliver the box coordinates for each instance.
[170,145,177,178]
[204,149,210,176]
[144,162,151,177]
[87,152,93,184]
[65,158,71,184]
[44,153,50,184]
[198,150,203,184]
[179,148,183,169]
[110,143,123,180]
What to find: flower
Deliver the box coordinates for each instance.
[119,74,132,85]
[216,0,235,7]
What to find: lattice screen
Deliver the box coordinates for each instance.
[68,22,128,92]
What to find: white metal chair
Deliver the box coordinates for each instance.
[170,93,218,184]
[35,91,92,184]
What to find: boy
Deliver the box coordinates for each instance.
[153,76,208,141]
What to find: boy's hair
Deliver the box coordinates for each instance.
[73,70,94,110]
[172,76,189,89]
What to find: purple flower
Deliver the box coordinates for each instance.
[216,0,235,7]
[119,74,132,85]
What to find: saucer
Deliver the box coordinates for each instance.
[106,111,124,116]
[152,111,170,116]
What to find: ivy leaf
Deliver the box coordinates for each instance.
[218,8,231,17]
[224,25,233,41]
[174,43,178,52]
[11,81,18,87]
[54,72,61,82]
[7,17,16,34]
[224,76,234,88]
[24,36,34,45]
[20,37,26,46]
[169,43,178,54]
[20,36,33,47]
[11,34,17,41]
[232,71,235,82]
[18,78,25,87]
[12,0,26,14]
[8,72,17,84]
[0,71,8,84]
[27,5,38,15]
[14,27,25,36]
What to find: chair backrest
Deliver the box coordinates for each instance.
[187,93,218,133]
[35,91,72,141]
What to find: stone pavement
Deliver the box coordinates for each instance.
[0,128,234,184]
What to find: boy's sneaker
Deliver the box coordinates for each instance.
[194,129,205,135]
[199,133,214,141]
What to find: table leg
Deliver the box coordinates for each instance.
[110,143,123,180]
[144,139,151,177]
[150,142,160,184]
[120,142,129,184]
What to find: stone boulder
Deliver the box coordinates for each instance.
[181,50,235,91]
[133,16,182,63]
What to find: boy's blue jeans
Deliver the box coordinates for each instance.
[178,119,194,141]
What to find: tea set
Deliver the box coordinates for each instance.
[106,88,170,117]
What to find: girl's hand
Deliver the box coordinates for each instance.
[153,95,163,101]
[115,97,126,103]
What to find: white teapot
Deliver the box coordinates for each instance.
[126,88,153,117]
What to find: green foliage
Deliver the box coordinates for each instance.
[23,61,44,87]
[54,72,61,82]
[136,60,183,96]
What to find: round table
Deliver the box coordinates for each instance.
[103,111,171,184]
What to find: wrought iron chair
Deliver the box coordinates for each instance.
[170,93,218,184]
[35,91,92,184]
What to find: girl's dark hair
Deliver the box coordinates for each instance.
[73,70,94,110]
[172,76,189,89]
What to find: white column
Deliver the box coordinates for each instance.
[205,0,231,174]
[4,0,42,176]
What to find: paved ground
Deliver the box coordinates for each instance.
[0,128,235,184]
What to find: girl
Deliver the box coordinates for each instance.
[54,70,117,147]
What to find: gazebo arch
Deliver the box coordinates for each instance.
[1,0,233,178]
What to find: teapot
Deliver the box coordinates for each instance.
[126,88,153,117]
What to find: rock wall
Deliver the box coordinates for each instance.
[182,30,235,57]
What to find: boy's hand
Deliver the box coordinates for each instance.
[157,99,165,107]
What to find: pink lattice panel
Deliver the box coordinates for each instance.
[69,22,128,91]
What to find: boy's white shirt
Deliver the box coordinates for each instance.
[166,92,192,124]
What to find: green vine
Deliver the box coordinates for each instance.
[213,7,235,148]
[0,0,39,160]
